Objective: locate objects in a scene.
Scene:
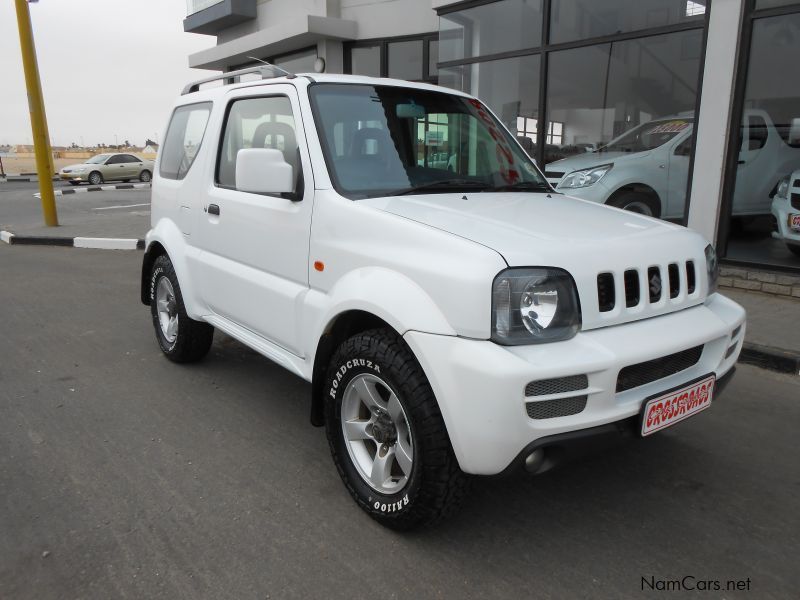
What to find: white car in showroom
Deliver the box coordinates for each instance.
[772,169,800,257]
[141,69,745,529]
[545,110,800,219]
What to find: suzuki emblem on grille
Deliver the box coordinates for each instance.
[650,274,662,297]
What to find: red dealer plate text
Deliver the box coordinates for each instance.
[789,214,800,232]
[640,375,715,437]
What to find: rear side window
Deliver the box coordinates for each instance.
[216,96,299,191]
[160,102,212,180]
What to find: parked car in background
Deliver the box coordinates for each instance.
[59,153,154,186]
[771,169,800,257]
[545,110,800,219]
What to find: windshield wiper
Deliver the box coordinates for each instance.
[493,181,552,192]
[392,179,492,196]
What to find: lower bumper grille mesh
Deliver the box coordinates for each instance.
[526,396,588,419]
[616,345,703,393]
[525,374,588,397]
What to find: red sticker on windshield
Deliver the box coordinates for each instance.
[646,121,689,134]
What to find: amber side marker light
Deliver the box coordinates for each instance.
[314,261,325,272]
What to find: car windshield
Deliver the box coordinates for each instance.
[309,83,549,199]
[598,118,694,153]
[86,154,112,164]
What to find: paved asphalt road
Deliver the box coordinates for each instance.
[0,245,798,599]
[0,180,150,238]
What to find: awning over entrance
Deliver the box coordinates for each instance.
[188,14,357,71]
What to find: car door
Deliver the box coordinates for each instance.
[666,132,692,218]
[733,113,771,215]
[103,154,128,180]
[121,154,142,178]
[193,86,314,356]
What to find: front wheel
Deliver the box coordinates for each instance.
[140,170,152,183]
[88,171,103,186]
[607,191,660,218]
[149,254,213,363]
[324,329,468,530]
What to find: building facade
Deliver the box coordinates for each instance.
[184,0,800,277]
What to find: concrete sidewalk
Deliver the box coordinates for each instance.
[1,181,798,374]
[724,288,800,373]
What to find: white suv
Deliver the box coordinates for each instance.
[141,69,746,529]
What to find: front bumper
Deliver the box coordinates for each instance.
[771,197,800,245]
[60,172,86,181]
[403,293,746,475]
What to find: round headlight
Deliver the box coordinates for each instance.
[520,279,558,333]
[491,268,581,345]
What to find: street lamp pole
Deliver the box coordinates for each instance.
[13,0,58,226]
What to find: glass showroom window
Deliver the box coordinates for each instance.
[723,11,800,268]
[346,37,438,83]
[549,0,705,45]
[543,30,703,221]
[440,54,541,158]
[439,0,543,63]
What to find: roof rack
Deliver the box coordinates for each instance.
[181,64,295,95]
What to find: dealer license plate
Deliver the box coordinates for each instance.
[789,214,800,232]
[640,374,715,437]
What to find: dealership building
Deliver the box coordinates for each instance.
[184,0,800,282]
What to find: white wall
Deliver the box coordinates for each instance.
[687,0,745,242]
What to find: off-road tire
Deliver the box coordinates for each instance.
[607,191,660,218]
[88,171,103,186]
[149,254,213,363]
[324,329,469,530]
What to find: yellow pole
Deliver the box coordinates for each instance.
[14,0,58,226]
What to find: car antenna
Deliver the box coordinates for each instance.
[247,57,296,79]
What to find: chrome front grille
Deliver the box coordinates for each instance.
[596,261,698,313]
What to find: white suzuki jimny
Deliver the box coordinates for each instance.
[142,67,746,529]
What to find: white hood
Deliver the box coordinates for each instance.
[360,192,709,330]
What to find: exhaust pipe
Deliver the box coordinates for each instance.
[524,448,546,474]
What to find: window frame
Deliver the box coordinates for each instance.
[158,101,213,181]
[214,93,303,198]
[716,0,800,271]
[344,33,440,84]
[435,0,712,227]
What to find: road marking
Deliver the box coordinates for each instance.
[93,203,150,211]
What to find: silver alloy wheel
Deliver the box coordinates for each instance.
[621,200,654,216]
[89,172,102,185]
[341,373,414,494]
[155,276,179,343]
[140,170,151,183]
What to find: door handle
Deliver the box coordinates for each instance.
[207,203,220,216]
[738,160,746,165]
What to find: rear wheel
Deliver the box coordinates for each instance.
[149,254,213,363]
[607,191,660,218]
[324,329,468,530]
